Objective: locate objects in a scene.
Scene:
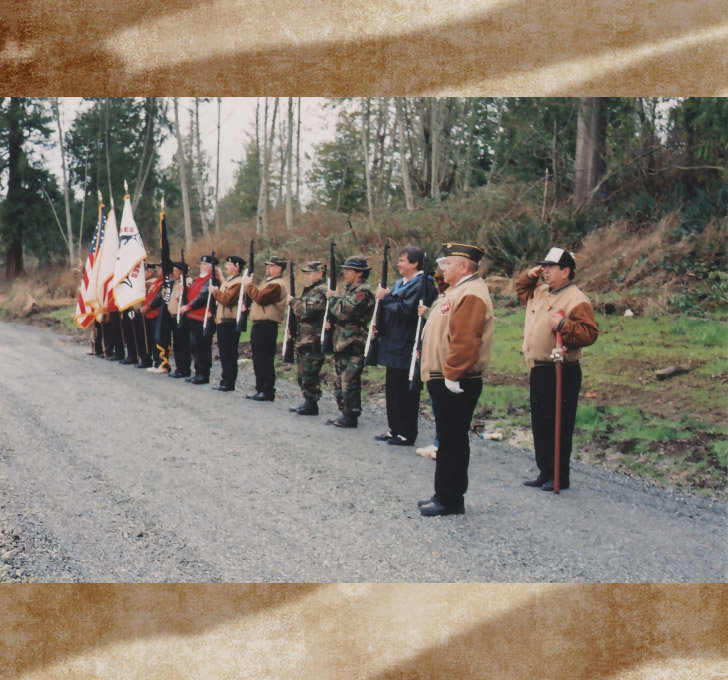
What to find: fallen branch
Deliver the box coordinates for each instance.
[655,363,693,380]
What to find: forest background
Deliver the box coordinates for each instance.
[0,96,725,498]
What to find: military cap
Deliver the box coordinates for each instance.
[147,262,161,268]
[538,247,576,271]
[172,260,190,274]
[264,254,287,268]
[300,260,325,273]
[226,255,246,271]
[341,255,371,271]
[200,254,219,265]
[441,242,486,263]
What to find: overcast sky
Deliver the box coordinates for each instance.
[50,97,337,203]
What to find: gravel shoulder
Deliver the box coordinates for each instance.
[0,321,725,583]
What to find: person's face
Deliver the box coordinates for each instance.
[224,261,238,277]
[542,263,569,288]
[342,268,360,285]
[397,254,419,279]
[441,256,467,286]
[303,270,323,287]
[266,263,283,278]
[200,261,212,276]
[172,267,182,281]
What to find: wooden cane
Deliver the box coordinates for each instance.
[554,310,565,494]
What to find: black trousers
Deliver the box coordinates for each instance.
[134,312,152,364]
[171,318,191,376]
[217,321,241,387]
[250,321,278,396]
[530,362,582,485]
[189,318,215,379]
[385,367,422,442]
[427,377,482,508]
[121,310,138,362]
[103,312,124,358]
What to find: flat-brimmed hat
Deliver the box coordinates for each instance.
[226,255,246,271]
[147,262,161,268]
[441,242,486,263]
[538,247,576,271]
[172,261,189,274]
[300,260,325,273]
[200,254,219,265]
[341,255,371,271]
[264,255,287,268]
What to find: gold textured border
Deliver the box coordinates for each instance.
[1,583,726,678]
[1,0,727,95]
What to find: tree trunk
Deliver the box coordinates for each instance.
[395,98,414,211]
[361,98,374,226]
[215,97,221,232]
[285,97,294,230]
[104,98,114,205]
[194,97,210,237]
[430,98,441,201]
[51,98,75,263]
[5,97,25,279]
[173,97,193,248]
[257,97,279,235]
[573,97,606,209]
[296,97,301,209]
[463,99,476,196]
[130,98,156,213]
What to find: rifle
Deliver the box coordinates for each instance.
[282,261,297,363]
[320,240,336,354]
[236,239,254,333]
[202,249,216,340]
[408,252,428,391]
[176,248,188,328]
[363,239,389,367]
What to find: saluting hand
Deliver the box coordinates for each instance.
[529,265,544,279]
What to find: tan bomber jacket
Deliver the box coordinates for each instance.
[247,275,289,324]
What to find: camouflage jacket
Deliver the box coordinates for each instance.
[329,281,375,352]
[291,281,328,349]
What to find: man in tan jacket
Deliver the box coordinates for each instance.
[241,254,288,402]
[418,242,494,517]
[516,247,599,491]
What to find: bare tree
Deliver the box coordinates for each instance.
[132,97,157,212]
[257,97,279,235]
[285,97,294,230]
[173,97,193,248]
[395,98,414,211]
[50,98,75,262]
[361,98,374,226]
[193,97,210,237]
[573,97,606,209]
[296,97,301,209]
[214,97,221,232]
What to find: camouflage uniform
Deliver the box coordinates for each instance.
[291,277,328,403]
[329,280,375,417]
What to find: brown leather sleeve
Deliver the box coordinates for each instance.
[246,282,282,305]
[561,301,599,348]
[213,283,241,307]
[516,270,538,304]
[444,295,487,381]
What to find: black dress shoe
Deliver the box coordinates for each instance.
[419,500,465,517]
[327,414,358,428]
[387,435,414,447]
[212,384,234,392]
[190,375,209,385]
[169,370,190,379]
[417,496,435,507]
[136,361,153,369]
[374,432,394,441]
[246,392,274,402]
[541,480,569,491]
[523,476,548,487]
[106,353,124,361]
[120,357,138,365]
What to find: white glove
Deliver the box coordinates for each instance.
[445,378,464,394]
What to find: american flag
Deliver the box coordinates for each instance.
[73,207,106,329]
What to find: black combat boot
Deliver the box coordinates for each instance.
[296,399,319,416]
[327,413,357,428]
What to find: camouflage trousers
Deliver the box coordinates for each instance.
[333,344,365,417]
[296,345,325,402]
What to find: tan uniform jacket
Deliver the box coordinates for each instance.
[420,273,494,381]
[213,275,243,323]
[516,271,599,368]
[247,275,289,324]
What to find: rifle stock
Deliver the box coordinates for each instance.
[320,240,335,354]
[282,260,296,363]
[364,239,389,367]
[408,252,428,391]
[236,239,254,333]
[202,249,216,340]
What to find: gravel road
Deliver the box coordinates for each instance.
[0,321,725,583]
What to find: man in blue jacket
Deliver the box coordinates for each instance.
[373,245,437,446]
